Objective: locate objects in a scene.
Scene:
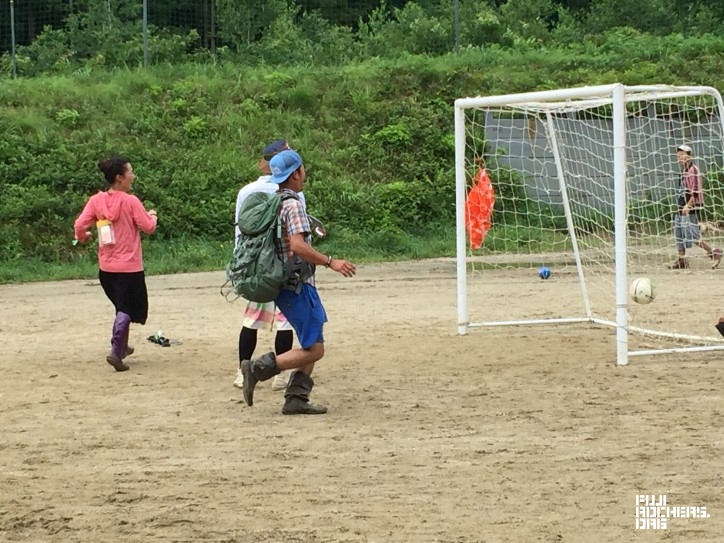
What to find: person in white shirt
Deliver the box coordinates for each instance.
[232,139,306,392]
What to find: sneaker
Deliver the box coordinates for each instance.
[669,258,689,270]
[233,367,244,389]
[106,353,130,372]
[271,370,292,391]
[712,247,722,269]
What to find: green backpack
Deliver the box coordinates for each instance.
[224,191,290,303]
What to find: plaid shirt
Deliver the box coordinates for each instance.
[678,161,703,210]
[277,188,315,287]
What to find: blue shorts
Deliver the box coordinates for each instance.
[275,284,327,349]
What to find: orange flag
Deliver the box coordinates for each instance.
[465,165,495,250]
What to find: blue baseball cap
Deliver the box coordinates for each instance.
[269,150,303,184]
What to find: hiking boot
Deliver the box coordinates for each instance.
[241,352,281,406]
[669,258,689,270]
[233,367,244,389]
[106,353,130,372]
[240,360,256,405]
[271,370,292,391]
[712,247,722,269]
[282,371,328,415]
[282,396,328,415]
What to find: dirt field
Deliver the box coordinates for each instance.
[1,259,723,542]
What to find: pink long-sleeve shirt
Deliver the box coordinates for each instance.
[74,191,157,273]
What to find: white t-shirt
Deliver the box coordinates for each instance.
[234,175,306,245]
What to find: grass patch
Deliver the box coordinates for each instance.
[0,223,459,284]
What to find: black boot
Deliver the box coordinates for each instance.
[240,352,281,406]
[282,371,328,415]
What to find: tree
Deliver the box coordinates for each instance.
[215,0,287,51]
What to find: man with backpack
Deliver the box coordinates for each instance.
[232,139,300,392]
[240,150,356,415]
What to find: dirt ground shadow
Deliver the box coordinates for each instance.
[1,260,722,542]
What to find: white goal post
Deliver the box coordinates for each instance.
[454,83,724,365]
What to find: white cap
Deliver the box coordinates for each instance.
[676,144,693,154]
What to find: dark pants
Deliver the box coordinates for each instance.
[98,270,149,324]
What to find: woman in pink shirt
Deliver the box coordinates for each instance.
[74,157,158,371]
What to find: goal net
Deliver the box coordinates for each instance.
[454,84,724,365]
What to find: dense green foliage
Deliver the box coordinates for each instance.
[2,31,724,270]
[0,56,459,265]
[3,1,724,73]
[2,1,724,282]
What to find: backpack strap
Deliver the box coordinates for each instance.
[277,191,316,293]
[280,191,301,203]
[284,258,316,294]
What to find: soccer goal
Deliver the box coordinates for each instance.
[454,83,724,365]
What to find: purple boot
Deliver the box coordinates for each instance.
[107,312,131,372]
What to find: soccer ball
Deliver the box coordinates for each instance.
[630,277,655,305]
[538,266,551,280]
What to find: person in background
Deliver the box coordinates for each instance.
[233,139,299,392]
[74,156,158,371]
[241,150,356,415]
[669,144,721,270]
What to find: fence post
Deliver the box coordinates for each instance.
[143,0,148,67]
[10,0,17,77]
[210,0,216,54]
[453,0,460,53]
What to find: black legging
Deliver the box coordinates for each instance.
[238,327,293,363]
